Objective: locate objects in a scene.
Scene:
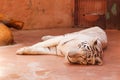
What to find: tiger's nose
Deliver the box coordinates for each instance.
[68,51,77,58]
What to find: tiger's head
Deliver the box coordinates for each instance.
[67,39,103,65]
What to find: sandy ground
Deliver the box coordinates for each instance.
[0,28,120,80]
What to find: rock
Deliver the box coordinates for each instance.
[0,23,14,46]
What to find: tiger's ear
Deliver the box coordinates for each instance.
[92,38,98,46]
[93,39,98,45]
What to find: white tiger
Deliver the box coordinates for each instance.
[16,26,107,65]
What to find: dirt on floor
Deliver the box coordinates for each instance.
[0,28,120,80]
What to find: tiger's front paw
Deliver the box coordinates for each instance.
[16,47,30,55]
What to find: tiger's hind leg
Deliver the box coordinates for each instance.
[16,36,64,55]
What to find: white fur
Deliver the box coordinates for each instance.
[16,26,107,65]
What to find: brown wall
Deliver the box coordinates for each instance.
[0,0,119,29]
[75,0,120,29]
[0,0,74,29]
[77,0,107,29]
[107,0,120,29]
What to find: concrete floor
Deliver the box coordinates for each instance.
[0,28,120,80]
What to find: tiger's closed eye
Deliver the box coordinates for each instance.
[87,46,90,50]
